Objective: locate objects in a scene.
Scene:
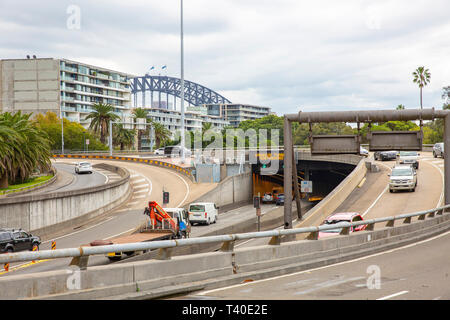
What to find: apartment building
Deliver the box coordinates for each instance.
[203,103,272,127]
[0,57,133,126]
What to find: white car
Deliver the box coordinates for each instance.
[75,162,93,174]
[154,147,165,155]
[389,165,417,193]
[398,151,420,169]
[188,202,218,225]
[262,192,273,203]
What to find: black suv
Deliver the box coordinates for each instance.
[0,229,41,253]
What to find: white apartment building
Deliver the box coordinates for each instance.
[0,57,133,126]
[203,103,272,127]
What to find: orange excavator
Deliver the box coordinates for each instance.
[143,201,177,232]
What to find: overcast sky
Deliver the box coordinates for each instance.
[0,0,449,115]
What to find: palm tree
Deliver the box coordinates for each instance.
[132,108,148,151]
[151,121,171,148]
[85,103,120,144]
[0,111,51,188]
[412,67,431,109]
[113,124,135,151]
[396,104,405,110]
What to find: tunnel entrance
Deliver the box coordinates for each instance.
[252,158,355,203]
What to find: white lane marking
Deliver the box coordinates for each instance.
[361,161,391,217]
[196,229,450,297]
[41,217,115,244]
[294,276,365,295]
[163,170,190,207]
[92,169,109,184]
[133,189,149,194]
[427,160,445,207]
[377,290,409,300]
[133,185,149,190]
[128,169,152,197]
[133,183,149,188]
[104,228,137,240]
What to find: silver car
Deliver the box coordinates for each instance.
[389,165,417,193]
[433,142,444,158]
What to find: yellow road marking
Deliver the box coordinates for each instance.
[0,259,50,276]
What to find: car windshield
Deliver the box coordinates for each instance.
[399,152,417,156]
[80,162,90,166]
[391,168,412,176]
[321,219,350,233]
[189,205,205,212]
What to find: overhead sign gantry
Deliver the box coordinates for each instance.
[283,108,450,229]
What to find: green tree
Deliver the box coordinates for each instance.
[85,103,120,144]
[113,124,135,151]
[150,121,171,148]
[34,112,107,152]
[396,104,405,110]
[0,111,51,188]
[412,66,431,109]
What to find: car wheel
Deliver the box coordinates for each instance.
[389,189,393,193]
[433,152,437,158]
[7,247,13,253]
[206,218,210,225]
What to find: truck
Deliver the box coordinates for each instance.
[90,201,190,261]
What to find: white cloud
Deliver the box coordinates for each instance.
[0,0,449,115]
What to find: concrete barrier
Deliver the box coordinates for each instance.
[0,163,131,238]
[0,211,448,300]
[187,171,253,212]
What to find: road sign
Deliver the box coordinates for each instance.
[85,139,89,145]
[301,180,313,193]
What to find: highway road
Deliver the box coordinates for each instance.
[1,153,446,294]
[180,229,450,300]
[174,152,449,300]
[0,158,216,276]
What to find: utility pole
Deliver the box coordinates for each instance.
[180,0,186,163]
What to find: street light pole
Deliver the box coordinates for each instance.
[60,108,64,154]
[180,0,185,163]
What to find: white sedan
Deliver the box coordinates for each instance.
[154,148,165,155]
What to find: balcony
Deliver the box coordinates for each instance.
[61,96,75,102]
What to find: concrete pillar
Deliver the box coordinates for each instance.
[284,116,293,229]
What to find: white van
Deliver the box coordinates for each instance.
[188,202,219,225]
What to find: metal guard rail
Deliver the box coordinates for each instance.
[1,204,449,264]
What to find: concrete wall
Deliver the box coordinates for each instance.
[0,211,448,300]
[0,58,60,115]
[0,163,131,238]
[188,171,253,211]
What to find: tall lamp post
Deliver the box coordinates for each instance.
[180,0,185,163]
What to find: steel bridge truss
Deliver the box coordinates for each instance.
[130,75,232,108]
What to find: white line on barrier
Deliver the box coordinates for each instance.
[377,290,409,300]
